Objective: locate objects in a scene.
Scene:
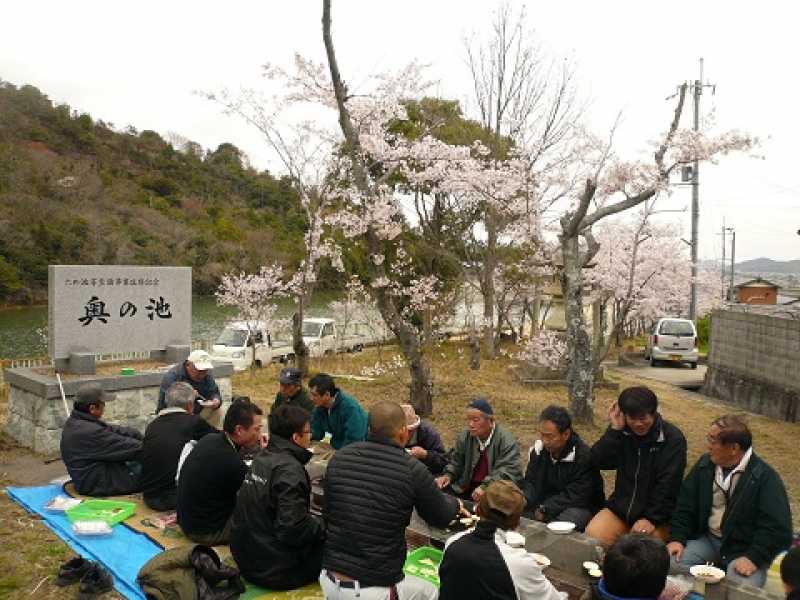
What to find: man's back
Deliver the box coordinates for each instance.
[323,435,457,587]
[177,432,245,535]
[140,411,215,497]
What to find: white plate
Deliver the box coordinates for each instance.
[505,531,525,547]
[530,553,551,568]
[689,565,725,583]
[547,521,576,534]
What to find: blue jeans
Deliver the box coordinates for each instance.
[680,534,767,588]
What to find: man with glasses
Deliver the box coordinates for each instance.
[231,405,325,590]
[667,415,792,588]
[520,405,604,531]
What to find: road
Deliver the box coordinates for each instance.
[607,356,707,391]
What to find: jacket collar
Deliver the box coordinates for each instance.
[157,407,188,417]
[533,432,579,463]
[623,414,664,444]
[70,409,105,426]
[268,434,313,465]
[597,578,658,600]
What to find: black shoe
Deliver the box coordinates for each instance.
[55,557,92,586]
[77,564,113,598]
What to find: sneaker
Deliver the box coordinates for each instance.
[54,557,92,586]
[77,564,113,598]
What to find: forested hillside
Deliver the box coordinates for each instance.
[0,80,313,304]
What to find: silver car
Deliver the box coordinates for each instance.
[644,318,699,368]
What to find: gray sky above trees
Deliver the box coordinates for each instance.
[2,0,798,261]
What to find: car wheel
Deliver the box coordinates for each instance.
[354,344,363,352]
[255,360,263,368]
[650,355,658,367]
[691,362,697,370]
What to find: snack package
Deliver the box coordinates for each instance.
[72,520,113,536]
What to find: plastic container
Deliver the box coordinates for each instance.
[404,546,443,587]
[72,520,113,536]
[65,499,136,526]
[44,495,82,512]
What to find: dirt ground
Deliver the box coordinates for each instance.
[0,340,798,598]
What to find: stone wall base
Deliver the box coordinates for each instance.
[703,365,799,422]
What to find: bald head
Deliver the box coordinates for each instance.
[369,401,408,444]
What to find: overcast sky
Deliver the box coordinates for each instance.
[2,1,798,262]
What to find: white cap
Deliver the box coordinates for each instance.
[187,349,214,371]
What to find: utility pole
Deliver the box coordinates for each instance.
[688,58,716,321]
[729,229,736,299]
[720,223,726,299]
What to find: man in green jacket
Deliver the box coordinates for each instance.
[308,372,367,450]
[270,367,314,416]
[667,414,792,588]
[435,398,523,503]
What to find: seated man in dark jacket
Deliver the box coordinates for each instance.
[436,398,523,503]
[401,404,447,475]
[440,480,566,600]
[520,405,604,531]
[320,401,465,600]
[231,404,324,590]
[667,415,792,588]
[177,400,264,545]
[587,387,687,547]
[140,382,216,511]
[270,367,314,415]
[782,547,800,600]
[592,534,671,600]
[60,384,143,497]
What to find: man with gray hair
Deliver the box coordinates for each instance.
[140,382,217,511]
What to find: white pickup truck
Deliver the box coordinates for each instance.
[210,320,294,371]
[303,317,377,357]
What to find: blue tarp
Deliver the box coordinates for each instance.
[6,484,161,600]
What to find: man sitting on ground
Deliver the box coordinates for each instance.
[667,415,792,588]
[782,547,800,600]
[140,382,217,511]
[61,384,143,497]
[231,405,324,590]
[401,403,448,475]
[271,367,314,415]
[177,399,264,545]
[158,350,223,427]
[308,372,367,450]
[436,398,523,503]
[586,386,687,546]
[320,401,465,600]
[520,405,604,531]
[439,480,566,600]
[592,534,671,600]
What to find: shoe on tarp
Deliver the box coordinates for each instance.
[54,557,92,586]
[77,563,113,598]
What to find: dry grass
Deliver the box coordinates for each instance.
[0,340,797,597]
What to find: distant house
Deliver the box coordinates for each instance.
[733,278,780,305]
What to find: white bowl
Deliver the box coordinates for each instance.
[689,565,725,584]
[547,521,576,534]
[530,553,551,568]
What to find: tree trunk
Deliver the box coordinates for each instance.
[292,304,309,377]
[469,329,481,370]
[481,209,498,359]
[559,234,594,424]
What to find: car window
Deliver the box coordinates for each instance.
[659,320,694,336]
[322,323,334,337]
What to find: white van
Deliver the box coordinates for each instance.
[644,317,699,368]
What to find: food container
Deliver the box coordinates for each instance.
[65,499,136,526]
[44,495,82,512]
[404,546,443,587]
[120,367,135,376]
[530,553,551,568]
[72,520,113,536]
[547,521,576,534]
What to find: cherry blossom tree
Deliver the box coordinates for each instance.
[215,264,287,369]
[552,85,756,421]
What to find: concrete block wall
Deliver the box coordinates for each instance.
[705,309,800,421]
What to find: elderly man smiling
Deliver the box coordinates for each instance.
[436,398,523,503]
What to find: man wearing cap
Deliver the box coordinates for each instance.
[401,404,448,475]
[271,367,314,416]
[158,350,223,427]
[436,398,523,503]
[60,384,144,497]
[439,480,566,600]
